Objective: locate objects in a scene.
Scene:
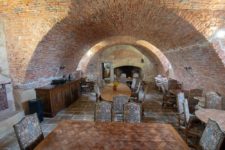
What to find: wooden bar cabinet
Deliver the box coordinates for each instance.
[35,79,80,117]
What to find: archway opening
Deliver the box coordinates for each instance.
[77,36,174,81]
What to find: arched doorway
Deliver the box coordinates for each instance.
[77,36,174,78]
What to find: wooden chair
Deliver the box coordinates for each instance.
[131,78,137,90]
[161,85,176,108]
[112,95,129,121]
[130,81,142,99]
[162,79,182,109]
[188,89,203,113]
[94,84,101,101]
[13,113,44,150]
[176,92,185,128]
[138,87,146,103]
[154,76,168,91]
[205,91,222,110]
[199,119,225,150]
[95,101,112,122]
[124,102,142,123]
[183,99,203,145]
[131,78,141,92]
[119,73,127,84]
[168,78,182,90]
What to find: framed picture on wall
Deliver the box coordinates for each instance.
[102,62,111,78]
[102,62,113,83]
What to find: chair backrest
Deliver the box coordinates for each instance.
[183,90,189,98]
[119,76,127,84]
[161,83,167,94]
[168,79,181,90]
[177,92,185,114]
[101,79,106,88]
[138,88,145,102]
[131,78,137,89]
[162,78,168,91]
[95,101,112,122]
[113,95,129,114]
[200,119,225,150]
[183,98,190,125]
[135,81,142,94]
[188,88,203,99]
[94,84,101,97]
[124,102,141,123]
[205,91,222,109]
[13,113,44,150]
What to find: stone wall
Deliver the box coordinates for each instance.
[0,0,224,96]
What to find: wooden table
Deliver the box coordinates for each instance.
[101,83,131,101]
[195,109,225,131]
[35,121,189,150]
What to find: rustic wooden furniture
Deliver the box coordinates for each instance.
[14,113,44,150]
[162,79,182,109]
[124,102,142,123]
[176,92,185,128]
[188,89,203,113]
[194,96,205,108]
[205,91,222,109]
[35,80,80,117]
[199,119,225,150]
[112,95,129,121]
[183,99,203,144]
[195,108,225,131]
[95,101,112,122]
[35,121,189,150]
[80,80,94,93]
[100,83,131,101]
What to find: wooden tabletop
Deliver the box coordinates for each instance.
[195,109,225,131]
[35,121,189,150]
[101,83,131,101]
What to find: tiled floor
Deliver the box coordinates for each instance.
[0,84,191,150]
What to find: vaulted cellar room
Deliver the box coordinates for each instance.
[0,0,225,149]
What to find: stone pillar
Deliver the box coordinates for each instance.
[0,20,16,113]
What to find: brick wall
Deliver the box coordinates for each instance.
[0,0,224,96]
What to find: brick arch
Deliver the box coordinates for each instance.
[77,36,174,77]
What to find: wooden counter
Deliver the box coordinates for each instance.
[35,80,80,117]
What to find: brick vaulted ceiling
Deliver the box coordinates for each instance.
[0,0,225,93]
